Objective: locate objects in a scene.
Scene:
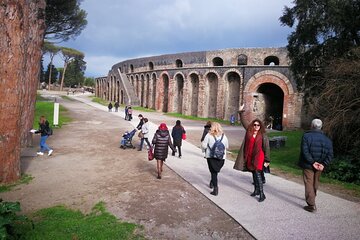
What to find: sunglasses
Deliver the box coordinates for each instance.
[253,123,260,127]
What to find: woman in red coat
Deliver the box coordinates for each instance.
[234,105,270,202]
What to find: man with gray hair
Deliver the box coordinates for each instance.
[299,119,333,212]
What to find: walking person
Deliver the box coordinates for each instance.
[136,114,144,130]
[125,105,129,120]
[233,105,270,202]
[108,102,113,112]
[114,101,119,112]
[299,119,333,212]
[30,116,53,156]
[152,123,176,179]
[171,120,186,158]
[200,121,212,142]
[201,122,229,196]
[138,118,151,151]
[127,106,133,121]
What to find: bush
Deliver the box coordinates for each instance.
[324,155,360,185]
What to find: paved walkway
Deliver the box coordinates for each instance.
[65,93,359,239]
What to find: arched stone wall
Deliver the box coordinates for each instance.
[158,72,170,112]
[140,74,145,107]
[151,73,157,109]
[188,71,200,116]
[173,72,185,114]
[223,69,242,121]
[204,71,220,118]
[243,70,298,129]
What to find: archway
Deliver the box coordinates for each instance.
[174,74,184,113]
[120,89,124,104]
[140,75,145,107]
[257,83,284,130]
[189,73,199,116]
[224,72,241,121]
[162,74,169,112]
[205,72,218,118]
[151,74,157,109]
[146,74,150,108]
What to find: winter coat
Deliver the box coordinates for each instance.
[35,120,51,137]
[136,118,144,130]
[152,130,175,160]
[233,133,270,171]
[141,122,150,138]
[299,130,333,169]
[201,133,229,159]
[171,125,185,147]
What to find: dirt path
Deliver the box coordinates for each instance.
[1,96,253,240]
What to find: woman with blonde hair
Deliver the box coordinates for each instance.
[201,122,229,196]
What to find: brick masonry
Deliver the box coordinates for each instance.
[95,47,303,129]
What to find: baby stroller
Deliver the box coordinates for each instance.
[120,129,137,149]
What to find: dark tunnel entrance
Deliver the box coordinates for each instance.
[257,83,284,130]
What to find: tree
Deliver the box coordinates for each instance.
[44,63,59,84]
[45,0,87,42]
[84,77,95,87]
[280,1,360,161]
[59,47,84,91]
[0,1,46,183]
[43,41,60,90]
[64,57,86,87]
[280,0,360,90]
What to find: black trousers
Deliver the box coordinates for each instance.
[207,158,225,187]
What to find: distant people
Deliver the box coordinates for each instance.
[201,122,229,196]
[127,106,133,121]
[30,116,53,156]
[230,114,236,125]
[136,114,144,130]
[125,105,129,120]
[233,104,270,202]
[138,118,151,151]
[200,121,212,142]
[114,101,119,112]
[108,102,113,112]
[171,120,186,158]
[299,119,333,212]
[152,123,176,179]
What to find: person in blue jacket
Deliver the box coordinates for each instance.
[299,118,333,212]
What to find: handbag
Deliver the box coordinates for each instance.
[138,131,144,138]
[182,133,186,140]
[148,146,154,161]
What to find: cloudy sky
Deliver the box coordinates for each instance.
[50,0,294,77]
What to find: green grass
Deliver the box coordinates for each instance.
[14,202,144,239]
[0,174,34,193]
[131,106,156,112]
[165,112,239,125]
[91,96,108,106]
[33,101,71,129]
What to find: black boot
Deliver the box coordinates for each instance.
[256,172,266,202]
[210,186,218,196]
[250,172,260,196]
[209,180,214,189]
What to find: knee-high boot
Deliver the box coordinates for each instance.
[250,171,260,196]
[256,171,266,202]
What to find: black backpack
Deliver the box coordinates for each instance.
[46,126,53,136]
[208,134,225,159]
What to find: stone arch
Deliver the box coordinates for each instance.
[264,56,280,65]
[120,89,124,104]
[140,74,145,107]
[223,69,242,121]
[159,72,170,112]
[188,71,200,116]
[151,73,157,109]
[204,71,220,118]
[145,74,150,108]
[238,54,248,65]
[149,62,154,70]
[175,59,183,68]
[116,80,120,102]
[173,72,185,114]
[212,57,223,66]
[130,75,134,86]
[244,70,294,129]
[135,75,140,99]
[130,64,134,73]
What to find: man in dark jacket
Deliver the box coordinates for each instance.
[299,119,333,212]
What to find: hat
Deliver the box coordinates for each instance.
[159,123,168,131]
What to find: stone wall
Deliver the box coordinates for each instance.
[95,47,303,129]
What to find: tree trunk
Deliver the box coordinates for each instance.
[60,61,68,91]
[0,0,46,184]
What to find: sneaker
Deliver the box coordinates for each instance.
[48,149,53,156]
[303,205,317,212]
[37,152,44,156]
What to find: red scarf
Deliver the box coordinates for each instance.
[244,131,264,171]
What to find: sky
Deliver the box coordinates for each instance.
[48,0,295,77]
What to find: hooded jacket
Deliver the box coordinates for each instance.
[152,129,175,160]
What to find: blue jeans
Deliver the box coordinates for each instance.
[40,135,51,152]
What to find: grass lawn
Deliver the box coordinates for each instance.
[13,202,144,240]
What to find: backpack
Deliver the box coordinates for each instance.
[208,134,225,159]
